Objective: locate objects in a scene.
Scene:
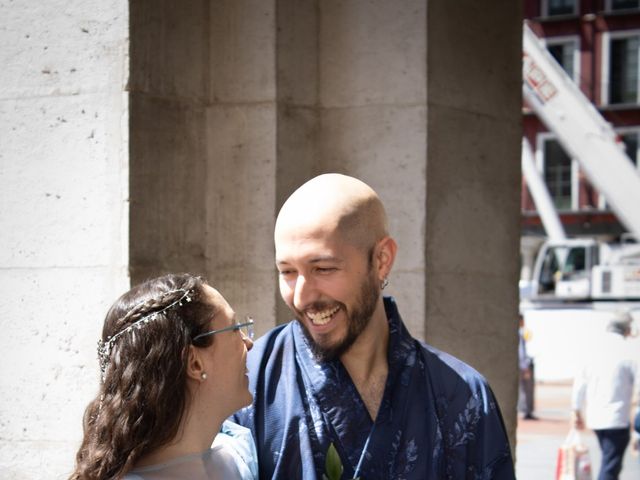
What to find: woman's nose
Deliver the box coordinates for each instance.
[242,334,254,351]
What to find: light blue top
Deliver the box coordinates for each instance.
[124,421,258,480]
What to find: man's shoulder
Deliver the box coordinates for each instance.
[385,296,491,395]
[414,338,491,394]
[245,321,296,372]
[252,321,292,347]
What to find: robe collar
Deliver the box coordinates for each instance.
[292,296,418,474]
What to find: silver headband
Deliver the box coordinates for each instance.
[97,288,194,380]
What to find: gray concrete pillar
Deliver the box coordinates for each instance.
[130,1,278,337]
[425,0,522,448]
[129,0,211,280]
[206,0,278,337]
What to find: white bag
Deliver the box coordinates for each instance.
[555,428,592,480]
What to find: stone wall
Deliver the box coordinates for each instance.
[0,1,129,477]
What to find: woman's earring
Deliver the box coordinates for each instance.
[201,372,208,380]
[381,278,389,290]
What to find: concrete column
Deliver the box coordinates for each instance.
[205,0,278,338]
[0,0,129,477]
[130,0,278,337]
[425,0,522,448]
[129,0,211,281]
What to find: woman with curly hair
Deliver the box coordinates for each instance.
[70,273,257,479]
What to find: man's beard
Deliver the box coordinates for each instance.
[293,268,380,362]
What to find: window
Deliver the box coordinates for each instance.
[542,138,573,210]
[610,36,640,103]
[538,247,560,293]
[607,0,640,11]
[537,131,639,214]
[542,0,578,17]
[562,247,586,278]
[603,31,640,105]
[545,37,580,82]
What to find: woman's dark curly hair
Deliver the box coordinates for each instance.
[70,273,217,480]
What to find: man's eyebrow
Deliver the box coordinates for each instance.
[308,255,342,263]
[275,255,343,265]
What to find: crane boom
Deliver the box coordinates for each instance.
[521,137,567,241]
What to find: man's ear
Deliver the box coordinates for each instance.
[186,345,205,382]
[375,236,397,281]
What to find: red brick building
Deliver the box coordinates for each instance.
[523,0,640,236]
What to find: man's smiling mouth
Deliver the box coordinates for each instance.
[306,305,340,326]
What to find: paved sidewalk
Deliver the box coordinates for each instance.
[515,382,639,479]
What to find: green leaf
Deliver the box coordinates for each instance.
[324,442,344,480]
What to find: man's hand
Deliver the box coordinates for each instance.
[571,410,585,430]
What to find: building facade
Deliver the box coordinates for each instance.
[523,0,640,237]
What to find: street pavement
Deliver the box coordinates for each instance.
[516,382,639,479]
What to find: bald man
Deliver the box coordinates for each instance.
[234,174,515,479]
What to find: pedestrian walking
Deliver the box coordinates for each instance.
[571,311,638,480]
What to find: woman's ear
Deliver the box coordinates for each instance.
[186,345,205,382]
[375,236,397,282]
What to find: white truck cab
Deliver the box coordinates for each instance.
[523,237,640,302]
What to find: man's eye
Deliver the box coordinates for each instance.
[316,267,337,274]
[278,270,294,276]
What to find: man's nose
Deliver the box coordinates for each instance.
[293,274,317,311]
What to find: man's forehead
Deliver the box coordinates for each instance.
[275,223,355,262]
[276,225,338,253]
[275,206,340,243]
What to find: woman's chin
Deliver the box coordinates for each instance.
[242,390,253,408]
[232,389,253,413]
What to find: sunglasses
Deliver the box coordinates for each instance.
[193,317,255,342]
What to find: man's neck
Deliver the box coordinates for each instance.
[340,301,389,420]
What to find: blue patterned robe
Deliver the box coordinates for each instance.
[234,297,515,479]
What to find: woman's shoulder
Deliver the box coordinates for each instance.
[124,445,248,480]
